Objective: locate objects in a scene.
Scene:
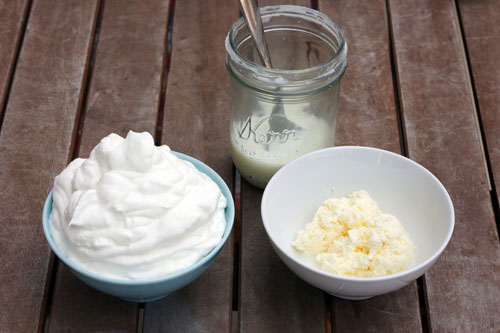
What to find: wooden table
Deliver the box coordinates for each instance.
[1,0,499,331]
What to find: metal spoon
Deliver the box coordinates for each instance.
[238,0,297,138]
[238,0,272,68]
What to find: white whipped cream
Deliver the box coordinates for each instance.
[50,131,227,280]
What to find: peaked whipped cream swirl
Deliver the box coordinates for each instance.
[50,131,226,280]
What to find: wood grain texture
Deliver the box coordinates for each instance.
[77,0,170,155]
[321,0,401,154]
[46,0,169,330]
[0,0,29,114]
[0,0,99,331]
[239,184,326,333]
[388,0,500,331]
[458,0,500,207]
[332,285,420,333]
[238,1,328,332]
[319,0,422,330]
[47,267,140,332]
[143,0,237,331]
[260,0,310,7]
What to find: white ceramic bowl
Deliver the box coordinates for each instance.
[261,146,454,300]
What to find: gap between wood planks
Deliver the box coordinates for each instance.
[385,0,429,332]
[232,170,242,333]
[136,304,145,333]
[230,5,242,333]
[453,0,500,241]
[155,0,176,146]
[41,0,105,331]
[324,293,332,333]
[0,0,33,135]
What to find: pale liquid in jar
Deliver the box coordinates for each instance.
[231,104,334,188]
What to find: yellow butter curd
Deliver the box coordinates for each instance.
[293,190,414,277]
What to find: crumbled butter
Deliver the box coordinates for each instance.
[293,190,413,277]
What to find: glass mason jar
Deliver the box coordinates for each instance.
[225,5,347,189]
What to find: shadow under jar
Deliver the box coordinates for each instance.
[226,5,347,189]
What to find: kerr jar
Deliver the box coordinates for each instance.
[225,5,347,189]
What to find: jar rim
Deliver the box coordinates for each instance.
[225,5,347,88]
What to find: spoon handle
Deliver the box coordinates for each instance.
[239,0,273,68]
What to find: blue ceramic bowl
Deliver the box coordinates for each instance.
[43,152,234,302]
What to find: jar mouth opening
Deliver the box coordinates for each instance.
[226,60,347,96]
[225,5,347,86]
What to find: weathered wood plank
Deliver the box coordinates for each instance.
[458,0,500,209]
[319,0,423,330]
[388,0,500,331]
[321,0,401,154]
[240,184,327,333]
[143,0,237,331]
[0,0,30,115]
[46,0,169,330]
[238,1,326,333]
[0,0,99,331]
[47,267,140,332]
[333,286,420,332]
[260,0,309,7]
